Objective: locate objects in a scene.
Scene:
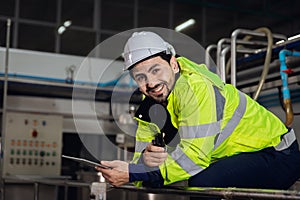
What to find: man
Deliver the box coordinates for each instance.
[97,31,300,189]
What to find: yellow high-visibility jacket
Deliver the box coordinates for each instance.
[131,56,290,186]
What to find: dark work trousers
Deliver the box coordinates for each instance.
[188,141,300,199]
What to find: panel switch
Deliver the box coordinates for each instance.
[32,129,38,138]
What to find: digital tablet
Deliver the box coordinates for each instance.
[62,155,112,169]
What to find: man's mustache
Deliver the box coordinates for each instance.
[146,82,167,93]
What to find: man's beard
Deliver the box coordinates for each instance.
[153,93,167,104]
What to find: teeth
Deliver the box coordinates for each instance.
[152,85,163,92]
[153,85,163,92]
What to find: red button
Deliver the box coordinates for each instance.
[32,129,38,138]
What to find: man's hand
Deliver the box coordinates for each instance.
[143,143,168,167]
[95,160,129,186]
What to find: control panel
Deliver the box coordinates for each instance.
[2,112,63,176]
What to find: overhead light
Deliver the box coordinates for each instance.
[276,33,300,44]
[276,40,284,45]
[57,26,66,35]
[57,20,72,35]
[63,20,72,27]
[175,18,196,32]
[287,33,300,41]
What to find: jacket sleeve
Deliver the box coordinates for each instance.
[130,119,157,164]
[130,119,164,187]
[129,160,164,187]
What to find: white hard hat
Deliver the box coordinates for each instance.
[123,31,176,70]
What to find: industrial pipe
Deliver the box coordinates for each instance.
[250,28,273,100]
[279,49,300,127]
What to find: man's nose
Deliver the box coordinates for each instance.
[146,76,157,88]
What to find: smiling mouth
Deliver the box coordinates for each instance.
[148,84,165,96]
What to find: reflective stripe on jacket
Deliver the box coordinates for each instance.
[131,56,289,185]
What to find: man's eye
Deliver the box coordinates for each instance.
[152,69,159,74]
[136,76,145,82]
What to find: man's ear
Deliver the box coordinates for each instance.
[170,56,179,73]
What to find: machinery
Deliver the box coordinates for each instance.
[2,112,63,176]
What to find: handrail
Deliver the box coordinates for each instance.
[216,38,269,83]
[217,38,268,69]
[114,184,300,200]
[219,46,230,82]
[205,44,217,70]
[230,28,287,86]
